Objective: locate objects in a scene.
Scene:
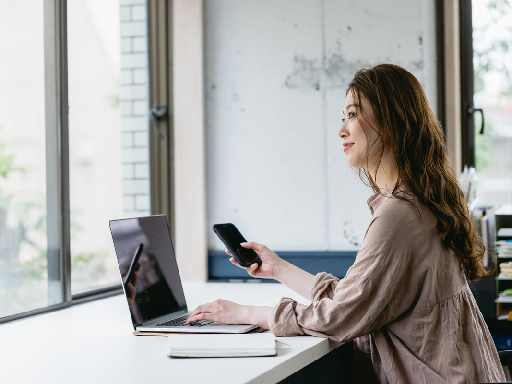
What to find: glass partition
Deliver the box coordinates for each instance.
[67,0,151,293]
[0,0,48,317]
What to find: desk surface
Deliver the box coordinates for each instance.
[0,281,343,384]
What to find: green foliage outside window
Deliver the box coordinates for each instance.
[473,0,512,171]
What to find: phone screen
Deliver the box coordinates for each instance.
[213,224,261,267]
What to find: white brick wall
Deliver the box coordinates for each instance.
[131,5,146,21]
[132,37,147,52]
[120,53,147,68]
[134,163,149,179]
[119,84,147,100]
[120,1,150,216]
[122,164,134,179]
[121,116,147,132]
[122,147,148,165]
[120,0,145,6]
[132,100,148,116]
[120,21,146,37]
[123,179,150,195]
[133,131,148,147]
[132,68,147,84]
[135,195,150,211]
[122,132,133,147]
[120,69,132,85]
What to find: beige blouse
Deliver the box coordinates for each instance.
[269,189,505,383]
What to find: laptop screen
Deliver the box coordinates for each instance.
[109,215,187,326]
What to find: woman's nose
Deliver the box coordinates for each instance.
[338,124,348,139]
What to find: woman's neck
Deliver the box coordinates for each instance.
[370,152,398,191]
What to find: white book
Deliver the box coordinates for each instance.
[498,228,512,238]
[167,333,277,358]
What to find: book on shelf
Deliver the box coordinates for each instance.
[499,273,512,280]
[497,310,512,321]
[500,262,512,277]
[499,288,512,297]
[497,228,512,238]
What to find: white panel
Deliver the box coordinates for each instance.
[205,0,437,252]
[206,0,327,251]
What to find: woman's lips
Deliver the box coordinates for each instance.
[343,143,354,152]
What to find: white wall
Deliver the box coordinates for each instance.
[205,0,438,252]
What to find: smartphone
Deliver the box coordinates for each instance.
[123,243,144,286]
[213,223,262,267]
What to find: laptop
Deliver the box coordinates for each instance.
[109,215,257,333]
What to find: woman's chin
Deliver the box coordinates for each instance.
[345,156,359,168]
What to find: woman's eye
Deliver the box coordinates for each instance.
[348,111,356,118]
[341,118,346,124]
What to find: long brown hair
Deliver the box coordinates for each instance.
[347,64,491,281]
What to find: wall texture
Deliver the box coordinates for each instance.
[205,0,438,253]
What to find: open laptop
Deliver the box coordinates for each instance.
[109,215,257,333]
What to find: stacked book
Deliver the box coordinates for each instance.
[497,230,512,278]
[499,288,512,299]
[498,240,512,256]
[501,262,512,277]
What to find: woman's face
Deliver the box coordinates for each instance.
[338,91,380,169]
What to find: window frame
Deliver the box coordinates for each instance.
[459,0,475,169]
[0,0,173,325]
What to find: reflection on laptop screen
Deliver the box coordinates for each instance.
[109,215,187,325]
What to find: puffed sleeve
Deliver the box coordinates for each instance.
[269,197,428,342]
[311,272,340,301]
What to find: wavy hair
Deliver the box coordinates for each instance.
[347,64,491,281]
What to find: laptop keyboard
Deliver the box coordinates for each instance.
[157,315,215,327]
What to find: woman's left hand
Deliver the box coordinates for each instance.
[186,299,249,325]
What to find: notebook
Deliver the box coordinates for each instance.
[167,333,277,358]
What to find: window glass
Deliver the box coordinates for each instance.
[473,0,512,205]
[67,0,151,293]
[0,1,48,317]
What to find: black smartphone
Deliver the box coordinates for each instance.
[123,243,143,286]
[212,223,262,267]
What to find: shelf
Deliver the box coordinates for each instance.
[495,205,512,216]
[496,296,512,303]
[497,273,512,280]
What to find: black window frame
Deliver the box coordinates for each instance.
[459,0,476,169]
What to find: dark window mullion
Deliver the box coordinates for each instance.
[44,0,71,306]
[459,0,475,169]
[59,0,72,304]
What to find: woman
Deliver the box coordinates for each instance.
[187,64,505,383]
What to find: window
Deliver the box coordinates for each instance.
[0,0,171,323]
[67,0,151,294]
[462,0,512,205]
[0,1,48,318]
[472,0,512,205]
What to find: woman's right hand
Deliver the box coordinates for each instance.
[228,242,285,280]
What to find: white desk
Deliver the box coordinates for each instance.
[0,282,350,384]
